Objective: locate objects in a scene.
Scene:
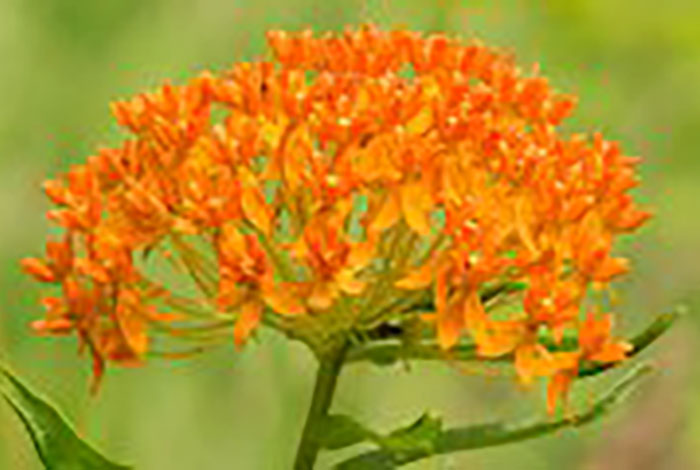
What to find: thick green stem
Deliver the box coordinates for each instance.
[293,340,349,470]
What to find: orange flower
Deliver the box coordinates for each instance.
[464,298,556,386]
[291,213,374,311]
[546,312,632,414]
[217,224,304,346]
[21,237,73,283]
[22,25,649,403]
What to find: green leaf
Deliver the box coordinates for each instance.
[335,364,654,469]
[0,365,131,470]
[375,413,442,463]
[316,414,377,450]
[315,412,444,457]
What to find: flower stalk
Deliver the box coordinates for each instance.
[293,338,349,470]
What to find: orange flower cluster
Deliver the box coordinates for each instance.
[23,26,649,408]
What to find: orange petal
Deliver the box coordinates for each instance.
[31,318,73,335]
[47,209,83,229]
[288,237,309,260]
[437,301,462,350]
[462,289,487,328]
[420,312,437,323]
[368,192,400,234]
[434,267,448,318]
[546,371,574,415]
[239,168,272,235]
[464,288,524,357]
[395,263,433,290]
[593,256,629,282]
[220,224,247,256]
[172,217,199,234]
[89,350,105,396]
[406,106,433,135]
[328,197,354,227]
[435,270,462,349]
[262,285,306,315]
[146,311,184,322]
[217,280,245,311]
[616,207,652,231]
[308,281,337,310]
[514,343,553,384]
[347,240,375,269]
[117,308,148,356]
[335,269,366,295]
[588,341,631,363]
[400,181,432,236]
[42,179,69,205]
[74,258,111,284]
[241,185,271,235]
[550,351,581,371]
[515,196,537,255]
[234,300,262,348]
[472,320,524,357]
[45,239,73,273]
[21,258,56,283]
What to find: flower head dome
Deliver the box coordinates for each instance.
[22,25,650,408]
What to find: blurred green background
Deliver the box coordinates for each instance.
[1,0,699,468]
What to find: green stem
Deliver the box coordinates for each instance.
[346,309,682,377]
[336,364,654,469]
[293,340,349,470]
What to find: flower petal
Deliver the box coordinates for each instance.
[234,300,262,348]
[395,262,433,290]
[335,269,366,295]
[400,181,432,236]
[239,168,272,235]
[368,192,400,234]
[308,281,337,310]
[262,285,306,315]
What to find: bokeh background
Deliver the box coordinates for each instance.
[1,0,699,468]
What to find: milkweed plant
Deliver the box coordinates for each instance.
[7,25,680,469]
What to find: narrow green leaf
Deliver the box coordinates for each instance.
[375,413,442,463]
[335,364,654,469]
[316,414,377,450]
[0,366,131,470]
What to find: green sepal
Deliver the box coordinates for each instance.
[315,414,378,450]
[0,365,131,470]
